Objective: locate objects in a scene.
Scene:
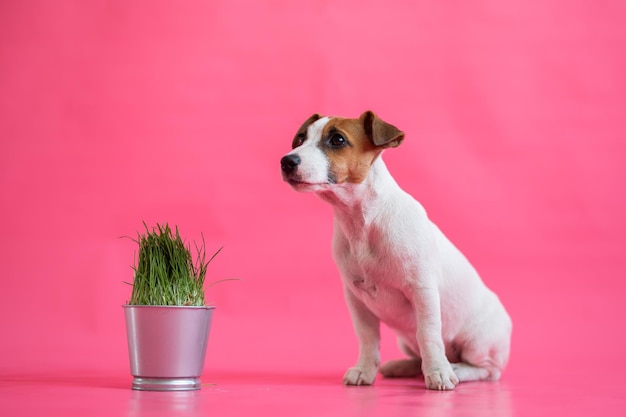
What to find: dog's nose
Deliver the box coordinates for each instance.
[281,154,301,174]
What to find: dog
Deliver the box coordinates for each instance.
[280,111,512,390]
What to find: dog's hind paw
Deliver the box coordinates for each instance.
[343,366,377,386]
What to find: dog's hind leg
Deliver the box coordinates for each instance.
[451,330,510,382]
[450,362,495,381]
[380,337,422,378]
[451,297,512,383]
[380,358,422,378]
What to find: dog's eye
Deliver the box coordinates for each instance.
[293,133,306,148]
[329,133,346,148]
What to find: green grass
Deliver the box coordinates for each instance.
[126,223,222,306]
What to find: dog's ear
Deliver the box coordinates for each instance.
[292,113,322,148]
[360,110,405,148]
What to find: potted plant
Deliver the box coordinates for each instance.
[123,223,223,391]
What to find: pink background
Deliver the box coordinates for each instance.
[1,0,625,394]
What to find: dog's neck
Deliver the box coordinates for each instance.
[317,157,400,232]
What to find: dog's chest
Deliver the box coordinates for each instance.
[342,241,399,296]
[334,227,415,328]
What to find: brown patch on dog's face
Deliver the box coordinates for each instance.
[318,111,405,184]
[292,113,321,149]
[319,118,380,184]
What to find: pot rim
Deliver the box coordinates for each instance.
[122,304,215,309]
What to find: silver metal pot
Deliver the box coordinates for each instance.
[123,305,215,391]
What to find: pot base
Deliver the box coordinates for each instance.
[132,377,202,391]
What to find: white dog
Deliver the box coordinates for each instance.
[280,111,512,390]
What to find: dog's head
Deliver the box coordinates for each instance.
[280,111,405,192]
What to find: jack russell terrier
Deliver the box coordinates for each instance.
[280,111,512,390]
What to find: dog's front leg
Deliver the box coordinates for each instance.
[412,286,459,390]
[342,285,381,386]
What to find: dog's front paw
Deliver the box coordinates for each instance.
[424,364,459,391]
[343,366,377,386]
